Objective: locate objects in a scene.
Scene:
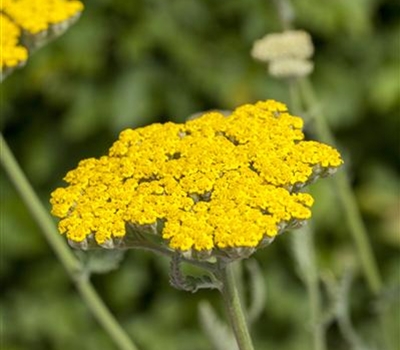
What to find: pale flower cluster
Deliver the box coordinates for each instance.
[251,30,314,78]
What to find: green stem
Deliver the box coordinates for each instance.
[289,84,327,350]
[288,78,303,114]
[304,230,326,350]
[272,0,294,31]
[297,78,382,295]
[219,262,255,350]
[0,133,139,350]
[75,277,138,350]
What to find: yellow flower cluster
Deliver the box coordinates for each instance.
[1,14,28,69]
[1,0,83,72]
[51,100,343,256]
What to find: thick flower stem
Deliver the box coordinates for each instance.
[297,78,382,295]
[0,133,139,350]
[219,262,255,350]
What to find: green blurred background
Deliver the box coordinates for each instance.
[1,0,399,349]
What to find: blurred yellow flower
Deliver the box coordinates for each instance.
[51,100,343,260]
[1,14,28,69]
[1,0,83,75]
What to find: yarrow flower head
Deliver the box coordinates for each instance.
[50,100,343,262]
[251,30,314,78]
[1,0,83,80]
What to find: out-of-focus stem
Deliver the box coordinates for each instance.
[289,78,303,114]
[297,78,382,295]
[0,133,139,350]
[289,83,327,350]
[292,227,327,350]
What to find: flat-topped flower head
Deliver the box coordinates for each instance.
[51,100,343,261]
[1,0,83,79]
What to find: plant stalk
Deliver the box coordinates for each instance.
[288,83,327,350]
[303,229,326,350]
[297,78,382,295]
[0,133,139,350]
[219,262,255,350]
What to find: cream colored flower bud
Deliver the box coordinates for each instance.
[251,30,314,62]
[268,58,314,78]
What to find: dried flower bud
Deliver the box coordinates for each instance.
[268,58,314,78]
[251,30,314,62]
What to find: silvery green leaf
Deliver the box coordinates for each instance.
[75,249,125,275]
[335,271,373,350]
[198,301,238,350]
[169,254,221,293]
[246,259,267,325]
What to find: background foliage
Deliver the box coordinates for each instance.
[1,0,399,349]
